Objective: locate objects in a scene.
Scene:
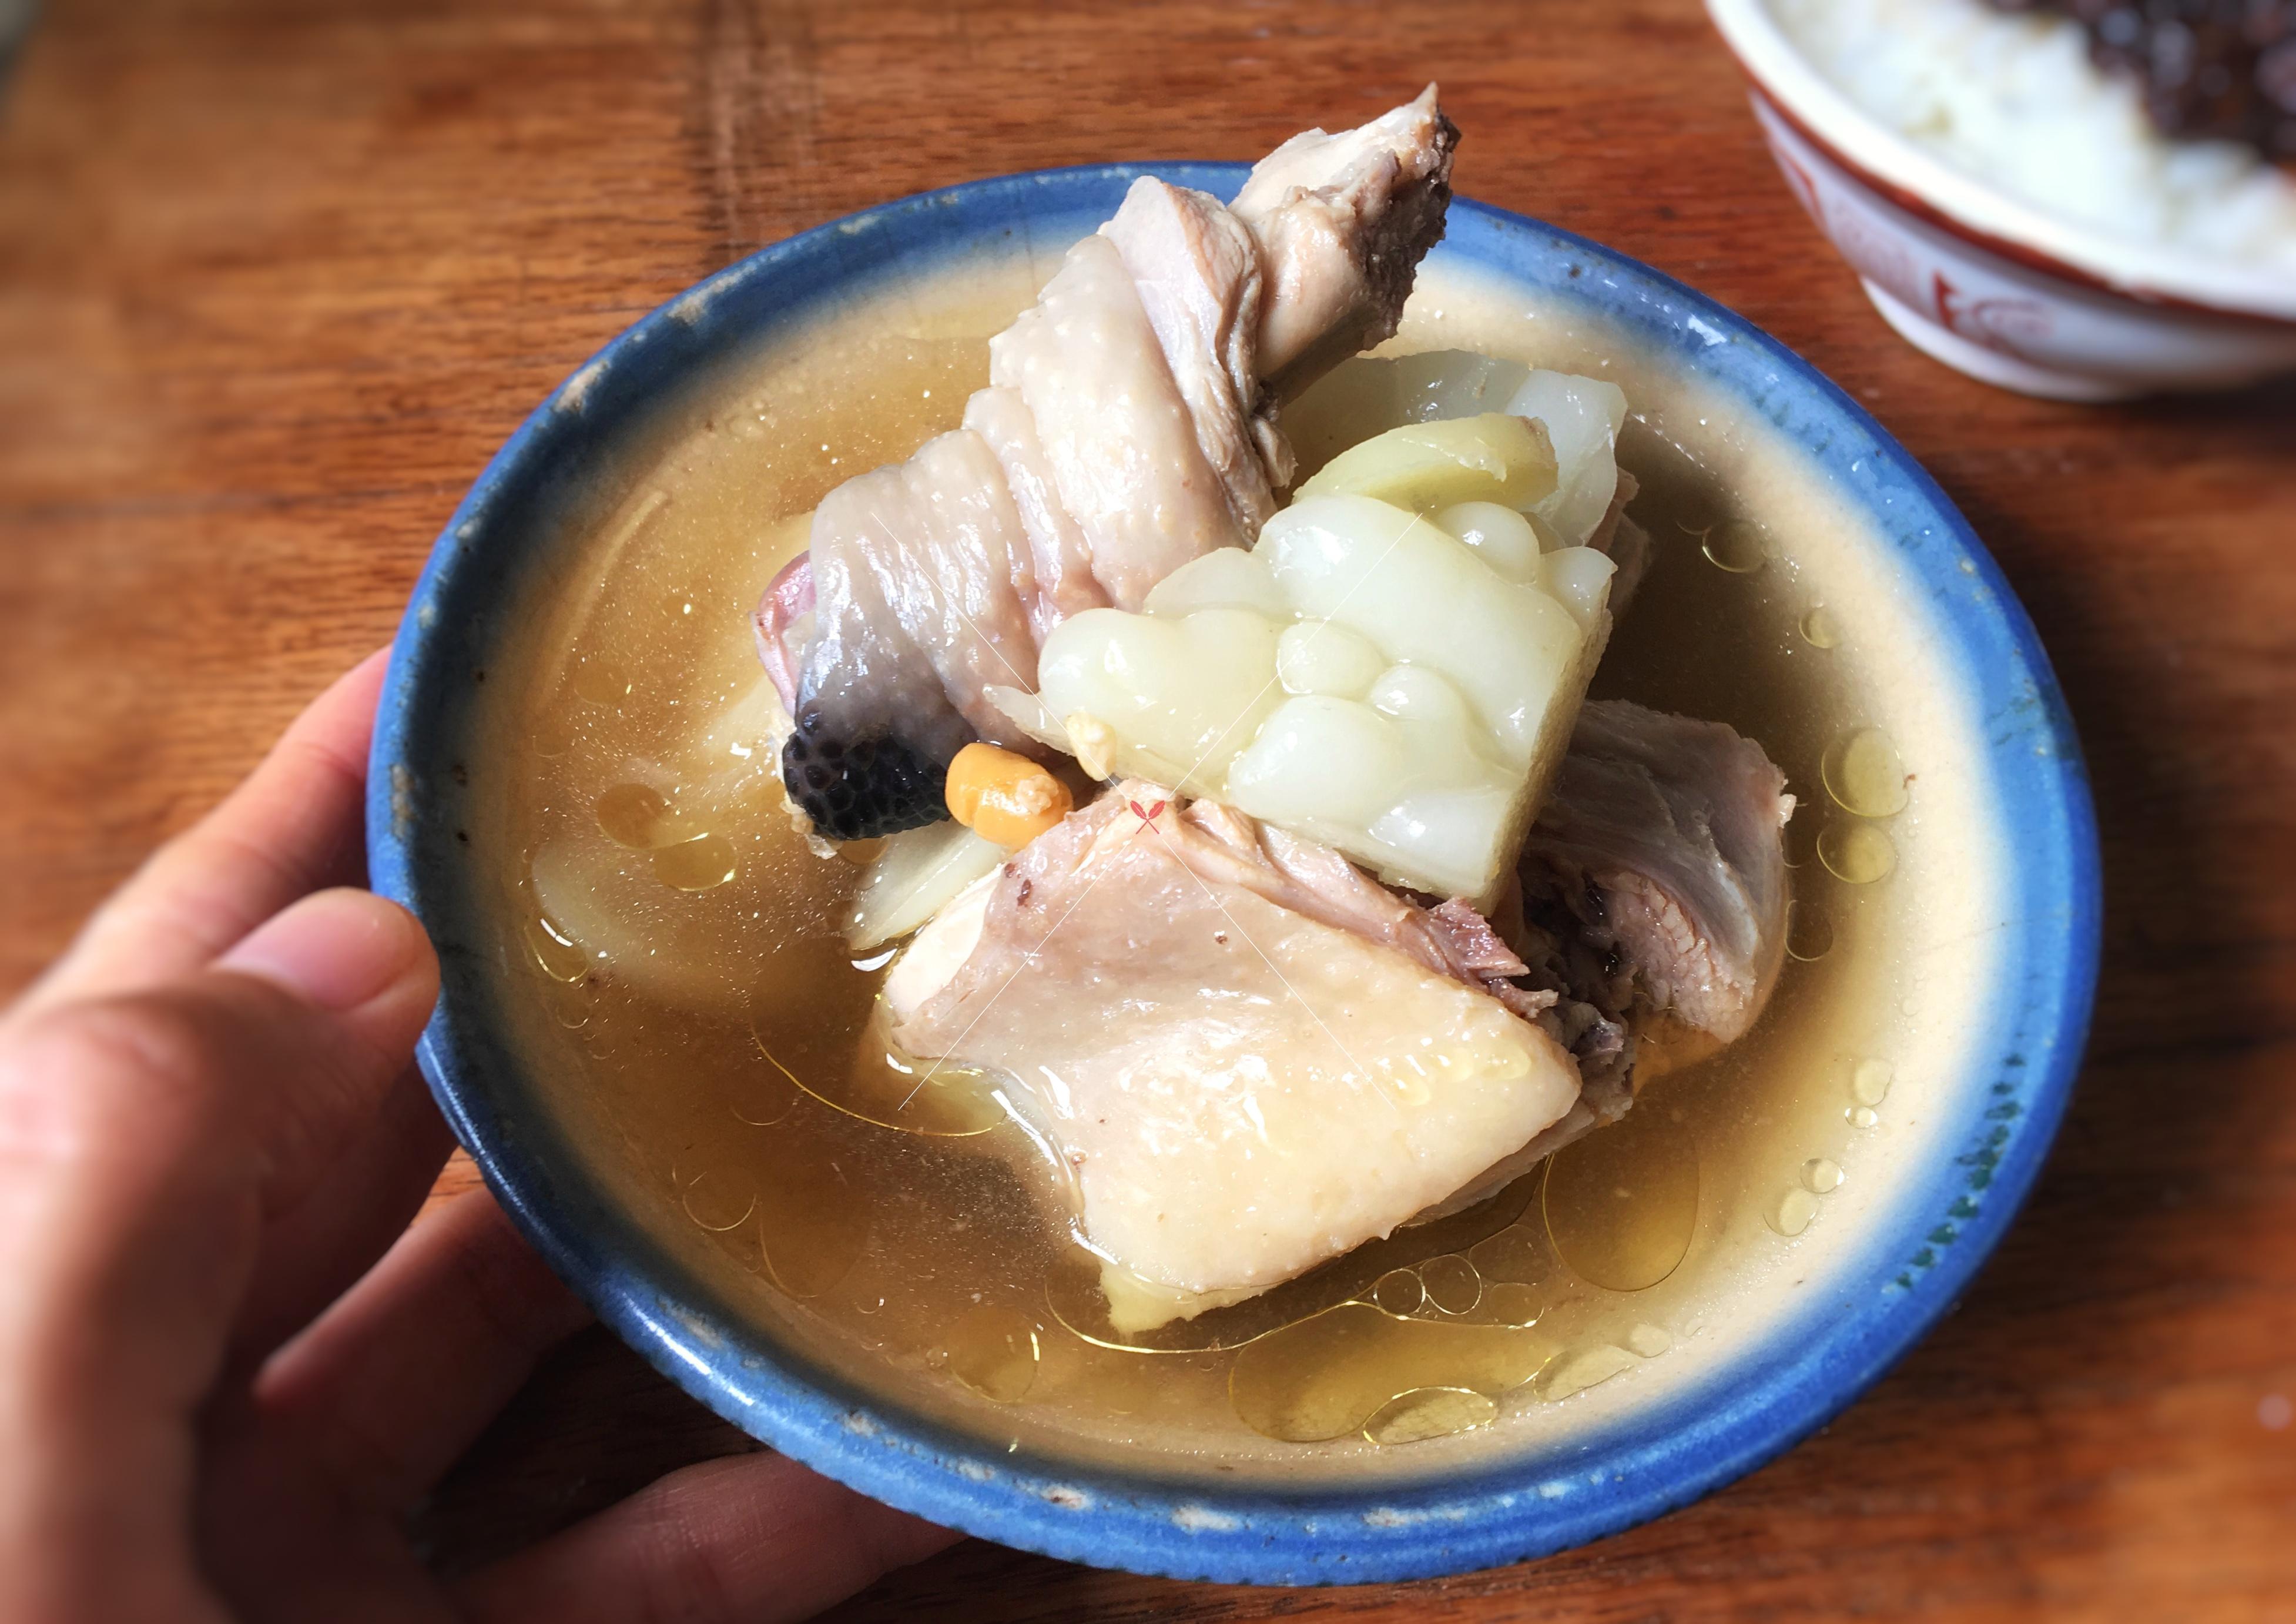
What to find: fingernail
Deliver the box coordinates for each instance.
[219,888,432,1013]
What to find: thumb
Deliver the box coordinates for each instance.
[210,887,443,1193]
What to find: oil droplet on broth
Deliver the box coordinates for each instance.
[1818,820,1897,885]
[1852,1058,1893,1106]
[530,707,576,759]
[1768,1187,1819,1237]
[1799,605,1841,649]
[1228,1302,1553,1442]
[751,1143,871,1300]
[653,832,739,892]
[1848,1105,1881,1129]
[1536,1344,1636,1401]
[1371,1268,1424,1315]
[596,782,683,848]
[728,1064,800,1129]
[1785,901,1834,962]
[524,916,590,982]
[1543,1107,1699,1292]
[1801,1157,1843,1194]
[941,1304,1040,1404]
[1822,727,1909,818]
[1419,1254,1483,1315]
[1700,518,1770,574]
[1363,1387,1497,1446]
[1464,1280,1542,1327]
[1625,1322,1672,1357]
[542,980,591,1030]
[679,1168,759,1233]
[569,655,632,707]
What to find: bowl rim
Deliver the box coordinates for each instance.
[1701,0,2296,323]
[368,162,2101,1586]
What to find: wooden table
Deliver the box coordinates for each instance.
[4,1,2292,1616]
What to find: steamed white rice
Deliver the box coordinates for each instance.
[1770,0,2296,272]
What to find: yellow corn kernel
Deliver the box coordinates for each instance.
[944,742,1072,848]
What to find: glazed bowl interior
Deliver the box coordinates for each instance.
[1703,0,2296,320]
[369,165,2098,1584]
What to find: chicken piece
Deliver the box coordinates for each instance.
[1519,700,1795,1046]
[886,694,1792,1321]
[1411,702,1792,1221]
[763,91,1460,841]
[784,427,1046,801]
[1404,1046,1637,1228]
[987,231,1244,610]
[961,386,1109,642]
[1231,86,1463,400]
[1088,793,1556,1022]
[884,785,1581,1331]
[1098,178,1286,544]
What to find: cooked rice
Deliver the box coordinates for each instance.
[1769,0,2296,272]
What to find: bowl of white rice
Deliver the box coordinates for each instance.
[1705,0,2296,399]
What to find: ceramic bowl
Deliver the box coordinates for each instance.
[1704,0,2296,400]
[368,164,2099,1585]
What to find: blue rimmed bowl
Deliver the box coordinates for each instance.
[368,164,2099,1585]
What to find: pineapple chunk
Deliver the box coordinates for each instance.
[988,418,1615,909]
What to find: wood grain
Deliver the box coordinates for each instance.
[2,1,2292,1618]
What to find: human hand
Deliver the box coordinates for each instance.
[0,651,956,1623]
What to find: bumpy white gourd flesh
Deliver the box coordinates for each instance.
[990,408,1618,908]
[1286,354,1633,548]
[1506,370,1628,548]
[1293,412,1557,511]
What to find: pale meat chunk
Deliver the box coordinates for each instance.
[961,386,1110,642]
[1100,179,1286,537]
[1161,797,1553,1020]
[1426,704,1795,1222]
[1520,700,1795,1045]
[886,786,1581,1331]
[988,232,1244,608]
[1230,85,1460,399]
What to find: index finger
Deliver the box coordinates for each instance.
[18,648,392,1017]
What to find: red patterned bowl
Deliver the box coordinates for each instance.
[1705,0,2296,399]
